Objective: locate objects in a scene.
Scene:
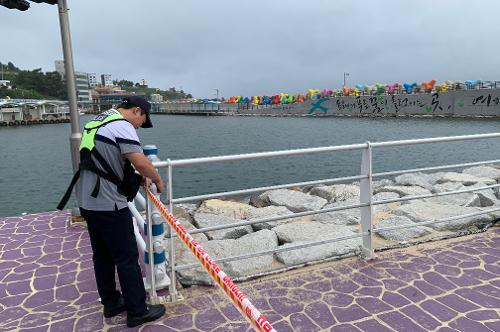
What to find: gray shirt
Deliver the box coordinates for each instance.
[76,112,142,211]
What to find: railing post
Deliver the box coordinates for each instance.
[166,159,179,301]
[145,191,159,304]
[360,141,375,259]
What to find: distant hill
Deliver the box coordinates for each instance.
[0,61,66,100]
[0,61,192,100]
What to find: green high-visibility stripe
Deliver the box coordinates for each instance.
[80,109,126,151]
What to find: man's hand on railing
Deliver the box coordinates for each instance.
[155,178,165,193]
[142,177,164,194]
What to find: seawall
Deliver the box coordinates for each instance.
[155,89,500,117]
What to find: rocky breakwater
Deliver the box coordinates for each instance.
[167,165,500,286]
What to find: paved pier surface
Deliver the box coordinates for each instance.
[0,211,498,331]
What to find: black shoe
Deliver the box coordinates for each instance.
[126,304,166,327]
[103,296,126,318]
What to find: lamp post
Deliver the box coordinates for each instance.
[1,0,81,171]
[2,0,81,217]
[56,0,81,173]
[343,72,350,87]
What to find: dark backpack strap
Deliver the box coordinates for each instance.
[91,176,100,198]
[91,149,122,185]
[57,169,81,210]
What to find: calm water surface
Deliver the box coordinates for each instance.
[0,115,498,217]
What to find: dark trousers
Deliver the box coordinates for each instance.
[80,207,147,316]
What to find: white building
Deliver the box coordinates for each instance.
[87,73,98,88]
[101,74,113,87]
[150,93,163,102]
[54,60,65,77]
[75,71,91,101]
[55,60,91,101]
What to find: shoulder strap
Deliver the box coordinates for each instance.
[57,169,81,210]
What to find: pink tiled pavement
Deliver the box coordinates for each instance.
[0,211,498,331]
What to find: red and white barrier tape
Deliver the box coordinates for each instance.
[146,189,276,332]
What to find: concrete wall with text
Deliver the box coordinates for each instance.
[158,89,500,117]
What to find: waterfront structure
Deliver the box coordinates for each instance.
[158,87,500,118]
[0,99,70,125]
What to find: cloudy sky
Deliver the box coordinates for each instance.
[2,0,499,98]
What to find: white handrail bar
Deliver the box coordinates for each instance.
[154,143,368,167]
[370,132,500,148]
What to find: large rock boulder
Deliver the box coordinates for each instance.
[469,183,500,206]
[247,206,303,231]
[373,179,394,191]
[193,212,253,240]
[437,172,496,186]
[223,230,280,278]
[164,217,209,268]
[426,172,446,185]
[197,199,254,219]
[372,192,402,212]
[312,201,360,225]
[174,203,198,217]
[425,193,480,207]
[393,201,494,231]
[175,229,279,285]
[257,189,327,212]
[431,182,463,193]
[374,185,432,197]
[309,184,360,202]
[374,216,433,241]
[427,182,499,207]
[273,221,361,266]
[394,172,434,190]
[462,166,500,180]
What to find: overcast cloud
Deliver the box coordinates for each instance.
[2,0,500,98]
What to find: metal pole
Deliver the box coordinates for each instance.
[166,161,178,301]
[359,141,374,259]
[57,0,81,173]
[343,72,349,88]
[145,191,158,304]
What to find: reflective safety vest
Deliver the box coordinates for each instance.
[57,109,141,210]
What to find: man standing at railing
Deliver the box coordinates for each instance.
[58,96,166,327]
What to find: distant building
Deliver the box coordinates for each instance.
[87,73,98,88]
[101,74,113,87]
[139,79,148,87]
[0,80,11,87]
[150,93,163,102]
[92,91,146,113]
[75,72,91,101]
[54,60,65,77]
[55,60,91,101]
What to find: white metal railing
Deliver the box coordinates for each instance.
[146,132,500,301]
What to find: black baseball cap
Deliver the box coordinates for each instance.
[122,96,153,128]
